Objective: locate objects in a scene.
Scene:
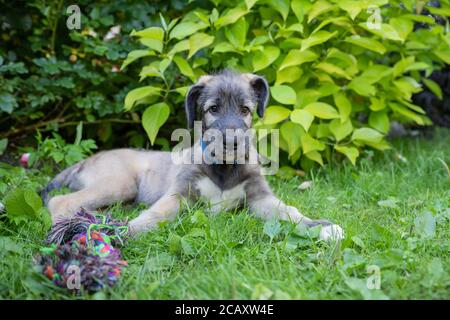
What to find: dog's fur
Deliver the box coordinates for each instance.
[43,70,343,241]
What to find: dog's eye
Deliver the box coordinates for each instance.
[241,107,250,115]
[208,105,219,113]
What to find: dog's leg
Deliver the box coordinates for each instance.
[128,193,181,235]
[48,179,137,222]
[249,194,344,241]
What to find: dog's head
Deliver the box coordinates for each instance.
[185,70,269,159]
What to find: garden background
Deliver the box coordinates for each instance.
[0,0,449,299]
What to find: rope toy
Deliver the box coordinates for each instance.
[35,208,129,293]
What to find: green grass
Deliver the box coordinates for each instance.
[1,129,449,299]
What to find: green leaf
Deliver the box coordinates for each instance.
[245,0,258,9]
[174,86,189,97]
[360,64,392,85]
[276,66,303,85]
[173,56,196,81]
[307,0,334,23]
[280,121,303,156]
[139,64,163,80]
[213,42,238,54]
[131,27,164,41]
[268,0,290,20]
[345,277,389,300]
[188,33,214,58]
[291,0,312,23]
[263,106,291,124]
[377,198,399,209]
[348,79,376,96]
[74,121,83,145]
[414,211,436,238]
[304,150,323,165]
[329,119,353,141]
[428,6,450,17]
[401,14,435,24]
[0,138,7,155]
[167,40,190,56]
[252,46,280,72]
[24,189,43,214]
[225,17,247,49]
[333,92,352,123]
[315,62,351,79]
[423,78,443,100]
[297,89,321,108]
[121,50,154,70]
[338,0,363,20]
[369,111,390,134]
[369,97,386,111]
[345,36,386,54]
[434,50,450,64]
[351,235,365,248]
[286,23,304,34]
[279,49,318,70]
[252,283,273,300]
[301,30,336,51]
[0,237,23,254]
[393,77,421,100]
[351,127,383,143]
[359,23,403,42]
[301,133,325,153]
[215,7,248,28]
[364,140,391,151]
[271,85,297,105]
[317,82,340,97]
[405,62,430,73]
[124,86,161,111]
[191,210,208,226]
[4,188,42,224]
[168,234,182,254]
[389,102,425,125]
[263,219,282,240]
[142,103,171,145]
[169,21,208,40]
[139,38,163,53]
[389,17,413,41]
[291,109,314,131]
[181,237,195,255]
[159,58,171,74]
[303,102,339,119]
[0,93,18,113]
[425,258,444,286]
[335,145,359,165]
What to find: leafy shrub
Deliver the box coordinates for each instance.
[123,0,450,168]
[0,0,176,153]
[0,162,50,227]
[30,122,97,168]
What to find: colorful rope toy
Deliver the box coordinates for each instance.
[35,208,129,293]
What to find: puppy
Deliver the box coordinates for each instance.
[43,70,344,241]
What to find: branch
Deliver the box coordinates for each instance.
[0,118,140,139]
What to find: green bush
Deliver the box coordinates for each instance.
[0,0,176,152]
[123,0,450,168]
[1,0,449,170]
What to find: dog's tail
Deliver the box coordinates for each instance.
[40,162,82,205]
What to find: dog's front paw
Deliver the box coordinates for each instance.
[319,224,344,241]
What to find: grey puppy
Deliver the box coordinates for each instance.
[43,70,343,240]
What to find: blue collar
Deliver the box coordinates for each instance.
[200,136,207,153]
[200,136,216,165]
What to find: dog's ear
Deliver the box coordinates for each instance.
[185,75,212,129]
[244,74,269,118]
[185,84,203,129]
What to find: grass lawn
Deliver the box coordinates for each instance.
[0,128,449,300]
